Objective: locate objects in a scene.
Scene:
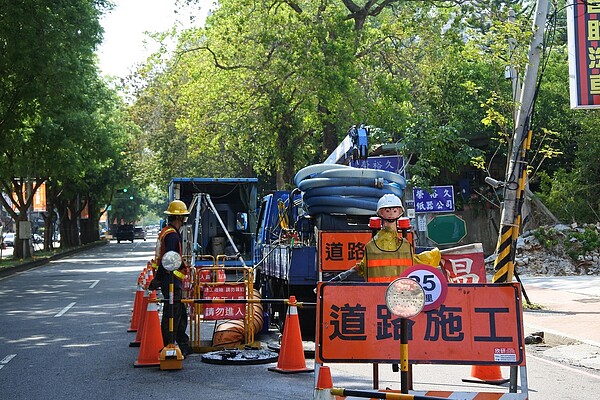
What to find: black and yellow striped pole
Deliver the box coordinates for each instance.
[492,130,533,283]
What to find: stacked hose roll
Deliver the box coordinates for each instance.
[212,289,264,348]
[294,163,406,216]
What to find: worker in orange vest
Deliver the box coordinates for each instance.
[148,200,193,357]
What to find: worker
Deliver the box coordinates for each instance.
[148,200,193,357]
[334,193,440,282]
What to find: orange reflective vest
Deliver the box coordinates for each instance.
[358,227,414,283]
[154,226,185,280]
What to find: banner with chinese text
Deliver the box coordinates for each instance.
[316,282,525,365]
[567,0,600,108]
[202,284,246,320]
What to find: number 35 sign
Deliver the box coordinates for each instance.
[401,264,449,311]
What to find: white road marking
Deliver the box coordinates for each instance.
[54,302,76,317]
[89,280,100,289]
[0,354,17,370]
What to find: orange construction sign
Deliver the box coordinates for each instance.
[319,231,371,271]
[316,282,526,366]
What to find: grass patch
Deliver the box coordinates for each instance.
[0,248,66,270]
[523,302,545,310]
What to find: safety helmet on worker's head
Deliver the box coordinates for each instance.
[164,200,190,216]
[376,194,403,213]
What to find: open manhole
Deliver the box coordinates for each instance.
[267,341,315,359]
[201,349,279,365]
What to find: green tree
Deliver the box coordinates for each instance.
[0,0,130,256]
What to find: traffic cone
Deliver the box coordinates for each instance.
[268,296,313,374]
[462,365,509,385]
[130,289,150,347]
[314,365,335,400]
[127,281,145,332]
[134,291,163,368]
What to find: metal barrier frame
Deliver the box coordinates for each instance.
[189,255,258,353]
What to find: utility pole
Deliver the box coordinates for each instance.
[492,0,551,284]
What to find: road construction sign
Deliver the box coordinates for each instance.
[316,282,525,365]
[319,231,371,271]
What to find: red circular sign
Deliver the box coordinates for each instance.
[400,264,448,311]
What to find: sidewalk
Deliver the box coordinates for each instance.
[520,275,600,370]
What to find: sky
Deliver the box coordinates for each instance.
[97,0,212,78]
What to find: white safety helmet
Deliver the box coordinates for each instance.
[377,194,403,213]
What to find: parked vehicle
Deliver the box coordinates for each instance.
[134,226,146,241]
[115,224,135,243]
[2,232,15,247]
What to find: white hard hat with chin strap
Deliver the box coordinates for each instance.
[377,194,404,223]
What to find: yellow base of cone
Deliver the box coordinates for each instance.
[159,344,184,370]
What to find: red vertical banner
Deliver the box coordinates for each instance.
[567,0,600,108]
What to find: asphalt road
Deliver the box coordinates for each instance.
[0,239,598,399]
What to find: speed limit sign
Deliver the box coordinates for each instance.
[400,264,448,311]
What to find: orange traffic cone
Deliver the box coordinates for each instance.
[317,365,333,389]
[130,289,150,347]
[127,282,145,332]
[268,296,313,374]
[134,291,163,367]
[462,365,509,385]
[314,365,334,400]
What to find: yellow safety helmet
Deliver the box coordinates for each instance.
[164,200,190,215]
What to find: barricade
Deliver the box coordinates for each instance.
[189,256,260,352]
[313,281,529,400]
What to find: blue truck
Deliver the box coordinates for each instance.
[168,177,258,269]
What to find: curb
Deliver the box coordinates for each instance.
[524,321,600,349]
[0,240,109,279]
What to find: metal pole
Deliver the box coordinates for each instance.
[493,0,550,283]
[205,194,247,268]
[400,318,409,394]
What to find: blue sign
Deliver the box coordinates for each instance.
[413,185,455,213]
[350,156,404,174]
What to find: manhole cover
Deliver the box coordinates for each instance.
[201,349,279,365]
[267,341,315,359]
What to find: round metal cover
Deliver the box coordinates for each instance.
[201,349,279,365]
[162,251,181,271]
[385,278,425,318]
